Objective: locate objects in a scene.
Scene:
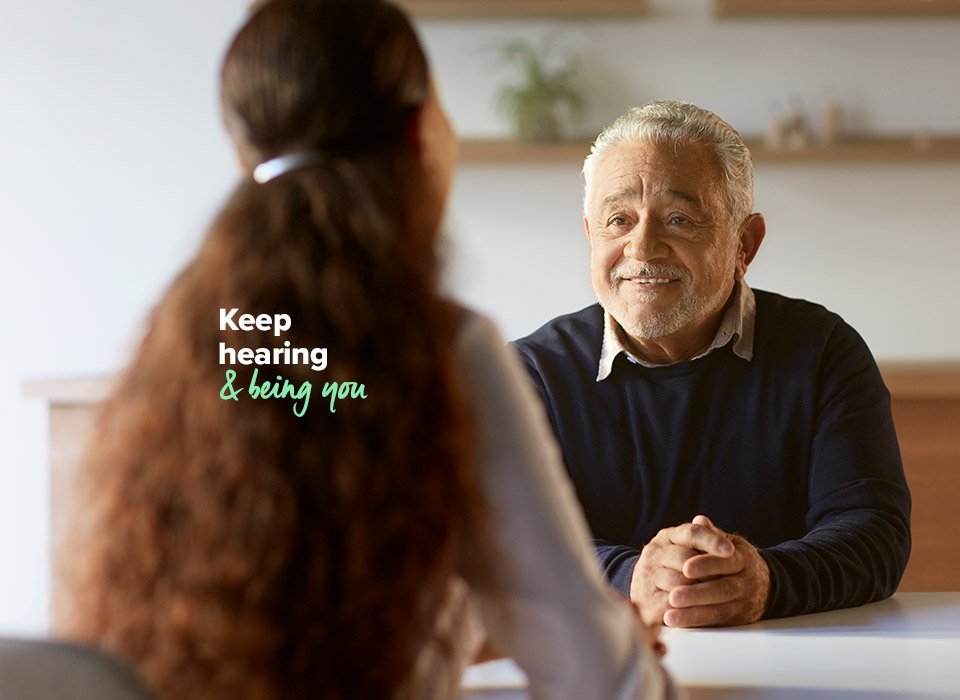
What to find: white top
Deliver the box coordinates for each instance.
[428,313,674,700]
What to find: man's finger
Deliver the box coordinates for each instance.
[655,543,702,572]
[667,522,734,558]
[668,576,744,609]
[692,514,716,530]
[683,550,744,580]
[651,566,696,593]
[663,600,741,628]
[639,590,671,626]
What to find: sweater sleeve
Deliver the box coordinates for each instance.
[594,540,640,598]
[457,314,676,700]
[759,321,911,619]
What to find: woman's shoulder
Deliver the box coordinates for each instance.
[450,304,505,352]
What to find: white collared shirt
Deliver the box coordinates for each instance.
[597,281,757,381]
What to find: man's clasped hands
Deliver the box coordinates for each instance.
[632,515,771,628]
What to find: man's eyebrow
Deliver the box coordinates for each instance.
[663,188,705,208]
[600,186,705,210]
[600,187,642,208]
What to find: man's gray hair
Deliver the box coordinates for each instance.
[582,100,754,225]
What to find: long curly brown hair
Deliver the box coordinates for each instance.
[59,1,489,697]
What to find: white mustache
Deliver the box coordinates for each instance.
[610,264,689,282]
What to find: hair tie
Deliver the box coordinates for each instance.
[252,152,325,184]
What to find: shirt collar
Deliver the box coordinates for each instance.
[597,281,756,381]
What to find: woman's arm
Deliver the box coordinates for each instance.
[456,314,676,700]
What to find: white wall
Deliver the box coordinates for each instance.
[1,0,958,634]
[0,0,246,634]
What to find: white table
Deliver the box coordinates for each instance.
[461,593,960,699]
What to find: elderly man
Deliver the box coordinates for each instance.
[513,101,911,628]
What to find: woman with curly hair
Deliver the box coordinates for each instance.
[58,1,675,698]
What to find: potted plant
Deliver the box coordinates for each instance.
[496,38,584,143]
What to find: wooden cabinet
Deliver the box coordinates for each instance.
[26,363,960,627]
[23,378,113,624]
[881,365,960,591]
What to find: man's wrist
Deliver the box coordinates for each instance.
[751,543,774,621]
[757,547,775,620]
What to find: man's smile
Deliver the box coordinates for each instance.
[622,276,677,285]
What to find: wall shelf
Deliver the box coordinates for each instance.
[396,0,647,18]
[459,135,960,164]
[715,0,960,17]
[750,136,960,163]
[402,0,960,18]
[460,138,592,163]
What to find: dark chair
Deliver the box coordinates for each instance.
[0,638,154,700]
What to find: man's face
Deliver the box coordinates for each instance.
[585,138,744,341]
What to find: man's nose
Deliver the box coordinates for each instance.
[623,217,668,261]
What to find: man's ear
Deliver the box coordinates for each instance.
[736,213,766,279]
[584,216,592,244]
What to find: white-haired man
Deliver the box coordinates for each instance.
[513,101,911,628]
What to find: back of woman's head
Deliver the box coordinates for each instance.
[222,0,427,175]
[60,2,486,699]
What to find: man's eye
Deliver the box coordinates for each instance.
[608,215,629,227]
[668,215,691,226]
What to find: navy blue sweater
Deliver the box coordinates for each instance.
[513,290,911,619]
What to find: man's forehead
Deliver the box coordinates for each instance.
[590,139,723,205]
[600,139,717,179]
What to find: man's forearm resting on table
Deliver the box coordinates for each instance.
[760,508,910,618]
[597,505,908,624]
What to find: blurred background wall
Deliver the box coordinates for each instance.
[1,0,958,633]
